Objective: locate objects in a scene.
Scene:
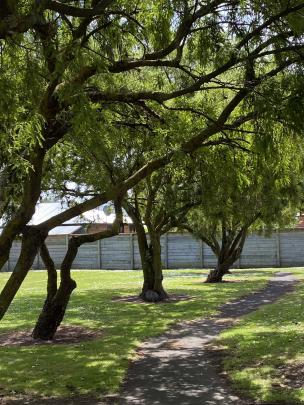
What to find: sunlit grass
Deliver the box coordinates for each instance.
[216,268,304,404]
[0,268,275,397]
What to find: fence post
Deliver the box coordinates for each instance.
[98,239,102,269]
[130,234,134,270]
[164,233,169,269]
[276,230,281,267]
[200,240,204,268]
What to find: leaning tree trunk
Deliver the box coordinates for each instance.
[205,261,232,283]
[0,227,45,320]
[32,238,78,340]
[31,277,76,340]
[205,245,237,283]
[0,146,46,271]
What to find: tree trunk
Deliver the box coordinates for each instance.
[40,242,58,307]
[0,227,45,320]
[140,231,168,302]
[31,277,76,340]
[136,228,154,294]
[32,238,78,340]
[0,147,46,271]
[205,262,231,283]
[123,201,168,302]
[205,226,249,283]
[205,248,240,283]
[122,203,157,300]
[32,204,123,340]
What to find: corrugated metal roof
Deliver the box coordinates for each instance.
[30,202,132,225]
[49,225,83,235]
[0,202,133,235]
[29,202,73,225]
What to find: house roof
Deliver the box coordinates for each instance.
[48,225,83,236]
[0,201,132,236]
[33,202,133,235]
[30,202,132,225]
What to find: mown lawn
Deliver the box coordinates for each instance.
[0,268,275,398]
[216,268,304,404]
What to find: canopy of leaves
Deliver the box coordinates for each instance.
[186,130,304,242]
[0,0,304,228]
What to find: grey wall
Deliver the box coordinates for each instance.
[2,230,304,271]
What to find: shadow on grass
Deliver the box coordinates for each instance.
[0,269,274,398]
[217,275,304,404]
[220,330,304,404]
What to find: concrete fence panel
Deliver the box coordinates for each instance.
[2,230,304,271]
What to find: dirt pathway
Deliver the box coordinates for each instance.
[118,272,297,405]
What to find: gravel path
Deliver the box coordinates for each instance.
[119,272,297,405]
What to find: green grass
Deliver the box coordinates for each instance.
[216,268,304,404]
[0,268,275,398]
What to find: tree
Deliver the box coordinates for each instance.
[124,164,199,301]
[0,0,303,327]
[0,0,226,317]
[31,200,123,340]
[183,136,304,282]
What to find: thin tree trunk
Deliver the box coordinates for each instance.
[124,201,168,302]
[0,227,45,320]
[40,242,58,304]
[123,202,155,298]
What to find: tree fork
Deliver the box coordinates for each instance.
[32,237,78,340]
[32,202,123,340]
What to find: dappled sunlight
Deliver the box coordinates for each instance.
[217,268,304,404]
[0,268,276,397]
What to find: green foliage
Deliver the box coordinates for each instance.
[186,129,304,244]
[0,0,303,234]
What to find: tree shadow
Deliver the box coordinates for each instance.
[0,269,281,400]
